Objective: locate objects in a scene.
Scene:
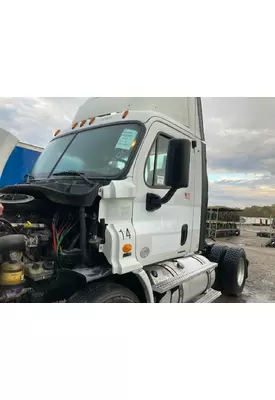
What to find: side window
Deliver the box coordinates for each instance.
[145,134,170,187]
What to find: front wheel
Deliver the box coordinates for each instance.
[68,281,140,303]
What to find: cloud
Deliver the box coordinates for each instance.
[202,97,275,206]
[203,98,275,175]
[0,96,275,207]
[208,173,275,208]
[0,97,88,147]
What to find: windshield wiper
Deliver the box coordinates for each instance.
[53,170,85,177]
[52,170,95,187]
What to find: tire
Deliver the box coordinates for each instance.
[68,281,140,303]
[210,244,229,291]
[210,244,228,263]
[219,247,247,296]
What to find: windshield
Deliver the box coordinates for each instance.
[31,123,142,179]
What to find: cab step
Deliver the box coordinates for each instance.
[194,289,221,303]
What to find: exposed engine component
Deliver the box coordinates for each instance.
[0,234,26,261]
[0,261,25,287]
[0,188,106,302]
[0,235,27,301]
[24,261,55,281]
[0,193,35,204]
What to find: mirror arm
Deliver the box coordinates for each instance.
[160,187,177,204]
[146,188,177,212]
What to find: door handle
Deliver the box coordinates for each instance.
[181,224,188,246]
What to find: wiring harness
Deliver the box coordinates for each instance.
[52,211,78,264]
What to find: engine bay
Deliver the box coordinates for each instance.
[0,190,108,302]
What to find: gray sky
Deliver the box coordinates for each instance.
[0,97,274,208]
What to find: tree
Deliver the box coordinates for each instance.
[242,204,275,217]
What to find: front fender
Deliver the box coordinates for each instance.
[133,269,154,303]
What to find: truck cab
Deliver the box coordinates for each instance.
[0,98,248,303]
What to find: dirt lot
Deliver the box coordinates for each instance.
[214,226,275,303]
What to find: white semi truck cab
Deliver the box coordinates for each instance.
[0,98,248,303]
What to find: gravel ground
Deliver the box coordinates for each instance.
[214,226,275,303]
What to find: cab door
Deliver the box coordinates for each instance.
[132,121,195,266]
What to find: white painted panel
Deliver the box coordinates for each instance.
[0,128,19,176]
[74,97,193,129]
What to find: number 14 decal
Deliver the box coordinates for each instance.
[119,228,131,240]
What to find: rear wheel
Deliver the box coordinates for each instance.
[219,247,247,296]
[210,244,229,291]
[210,244,228,263]
[68,281,140,303]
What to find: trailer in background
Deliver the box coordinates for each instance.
[206,206,243,239]
[0,127,43,188]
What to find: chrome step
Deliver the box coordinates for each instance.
[152,274,186,294]
[194,289,221,303]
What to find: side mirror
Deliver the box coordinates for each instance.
[165,138,191,189]
[146,138,191,212]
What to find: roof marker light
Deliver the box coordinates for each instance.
[72,122,78,129]
[80,120,87,127]
[122,110,129,119]
[54,129,61,136]
[89,117,95,125]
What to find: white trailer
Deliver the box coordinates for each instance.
[0,127,43,187]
